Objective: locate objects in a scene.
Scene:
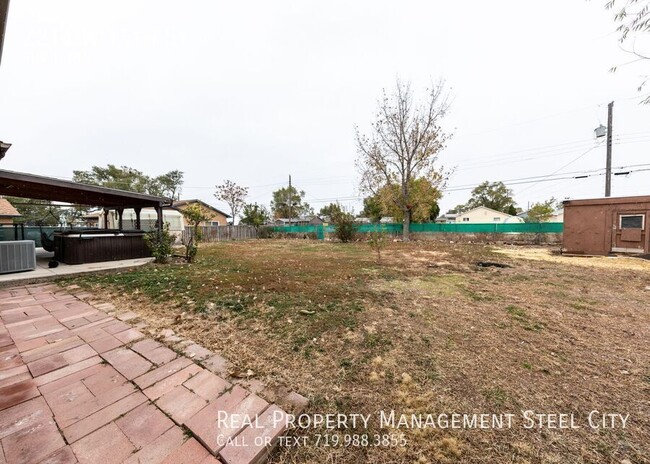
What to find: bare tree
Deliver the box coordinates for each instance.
[214,180,248,225]
[355,79,452,241]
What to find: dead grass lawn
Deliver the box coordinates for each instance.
[64,240,650,464]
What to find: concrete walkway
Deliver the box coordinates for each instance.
[0,249,154,285]
[0,284,297,464]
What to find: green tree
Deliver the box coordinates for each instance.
[150,170,184,200]
[525,198,557,223]
[460,181,517,214]
[372,178,441,223]
[240,203,270,227]
[214,180,248,225]
[270,186,312,219]
[5,197,62,225]
[319,203,343,219]
[361,196,383,223]
[72,165,184,198]
[429,203,441,221]
[356,78,451,240]
[73,165,151,193]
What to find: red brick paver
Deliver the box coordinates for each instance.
[0,284,290,464]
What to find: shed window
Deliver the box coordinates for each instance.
[493,217,501,222]
[462,217,470,222]
[620,215,644,230]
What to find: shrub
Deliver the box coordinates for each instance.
[144,224,175,263]
[181,204,211,263]
[367,226,388,263]
[332,212,358,243]
[258,226,274,239]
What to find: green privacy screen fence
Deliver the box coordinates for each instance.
[272,222,563,236]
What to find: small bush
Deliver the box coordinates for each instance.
[181,204,211,263]
[367,227,388,263]
[144,224,175,263]
[258,226,274,239]
[332,212,358,243]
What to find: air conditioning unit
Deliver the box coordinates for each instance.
[0,241,37,274]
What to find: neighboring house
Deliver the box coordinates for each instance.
[274,218,297,226]
[81,211,100,228]
[173,199,230,226]
[275,215,323,226]
[435,213,459,224]
[88,208,184,232]
[517,207,564,223]
[0,197,20,225]
[379,217,396,224]
[82,199,229,231]
[455,206,524,224]
[354,217,371,224]
[549,208,564,222]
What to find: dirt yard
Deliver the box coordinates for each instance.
[63,240,650,464]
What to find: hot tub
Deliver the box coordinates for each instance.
[53,229,151,265]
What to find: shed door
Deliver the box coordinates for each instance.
[612,212,646,253]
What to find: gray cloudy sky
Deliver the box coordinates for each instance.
[1,0,649,215]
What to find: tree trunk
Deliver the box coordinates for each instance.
[402,210,411,242]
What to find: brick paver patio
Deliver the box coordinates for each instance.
[0,284,302,464]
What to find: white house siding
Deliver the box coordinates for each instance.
[99,209,185,234]
[455,207,524,224]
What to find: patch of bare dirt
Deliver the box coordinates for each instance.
[494,246,650,272]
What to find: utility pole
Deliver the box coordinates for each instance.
[288,175,292,226]
[605,101,613,197]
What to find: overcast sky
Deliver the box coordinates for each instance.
[1,0,649,216]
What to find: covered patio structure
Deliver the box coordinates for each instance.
[0,168,172,267]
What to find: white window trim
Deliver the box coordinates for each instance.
[619,214,645,230]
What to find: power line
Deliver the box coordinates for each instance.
[516,142,603,195]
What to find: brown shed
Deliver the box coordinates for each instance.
[563,195,650,255]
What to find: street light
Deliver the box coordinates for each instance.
[594,125,607,139]
[0,141,10,161]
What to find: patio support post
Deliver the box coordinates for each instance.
[155,206,163,232]
[134,207,142,230]
[103,209,109,230]
[117,208,124,231]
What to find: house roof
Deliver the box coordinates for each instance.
[0,197,20,217]
[275,215,321,222]
[563,195,650,207]
[172,199,230,218]
[456,206,517,217]
[0,169,171,208]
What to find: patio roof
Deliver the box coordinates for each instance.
[0,169,172,209]
[0,0,8,67]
